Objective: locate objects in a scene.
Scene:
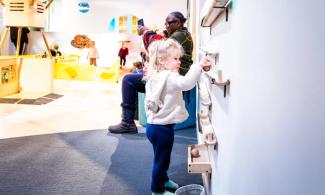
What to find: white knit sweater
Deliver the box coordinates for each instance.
[145,63,202,125]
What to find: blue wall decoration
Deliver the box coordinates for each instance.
[108,18,115,32]
[108,14,139,34]
[78,1,90,13]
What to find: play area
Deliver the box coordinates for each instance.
[54,57,121,83]
[0,0,137,98]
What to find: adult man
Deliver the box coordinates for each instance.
[108,11,193,134]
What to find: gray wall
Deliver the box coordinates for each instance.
[198,0,325,194]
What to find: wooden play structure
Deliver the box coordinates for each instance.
[0,57,22,97]
[0,0,54,97]
[0,0,54,56]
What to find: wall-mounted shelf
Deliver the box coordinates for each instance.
[201,0,231,34]
[188,144,212,173]
[198,112,218,146]
[198,82,212,107]
[205,70,230,97]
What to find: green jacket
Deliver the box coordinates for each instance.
[170,27,193,76]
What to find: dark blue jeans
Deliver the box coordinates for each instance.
[121,73,145,122]
[120,56,126,66]
[146,123,175,193]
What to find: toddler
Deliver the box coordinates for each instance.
[145,38,211,195]
[87,41,99,66]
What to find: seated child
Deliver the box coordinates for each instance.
[50,44,62,57]
[130,61,144,74]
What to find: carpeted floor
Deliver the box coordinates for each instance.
[0,128,202,195]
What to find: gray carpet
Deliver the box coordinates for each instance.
[0,128,202,195]
[0,93,63,105]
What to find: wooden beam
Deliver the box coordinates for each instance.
[17,57,23,92]
[29,0,35,5]
[45,0,54,9]
[16,27,22,56]
[0,27,9,50]
[40,29,52,58]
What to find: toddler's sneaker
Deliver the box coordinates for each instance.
[164,180,179,190]
[152,191,174,195]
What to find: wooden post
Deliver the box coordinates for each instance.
[0,27,9,51]
[17,57,23,92]
[16,27,22,56]
[45,0,54,9]
[28,0,35,6]
[40,29,52,58]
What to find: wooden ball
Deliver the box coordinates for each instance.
[191,148,200,158]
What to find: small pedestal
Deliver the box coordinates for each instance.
[188,144,212,173]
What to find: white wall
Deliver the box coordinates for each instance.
[27,31,142,66]
[48,0,187,33]
[198,0,325,195]
[1,0,187,66]
[28,0,188,67]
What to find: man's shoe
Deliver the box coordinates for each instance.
[108,121,138,134]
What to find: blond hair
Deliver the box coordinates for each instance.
[146,38,183,79]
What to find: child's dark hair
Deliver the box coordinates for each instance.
[133,61,143,69]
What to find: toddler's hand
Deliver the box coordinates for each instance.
[199,57,212,71]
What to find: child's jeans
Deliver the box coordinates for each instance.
[146,123,175,193]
